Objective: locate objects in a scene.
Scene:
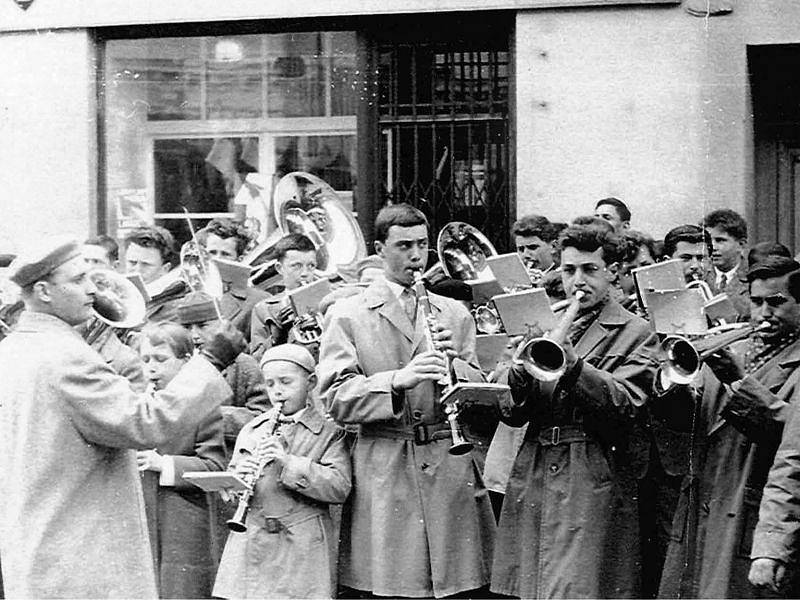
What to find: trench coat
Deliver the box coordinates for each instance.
[91,325,146,391]
[213,406,351,599]
[317,279,496,598]
[0,311,231,599]
[142,404,226,598]
[490,300,657,599]
[658,338,800,599]
[219,286,269,344]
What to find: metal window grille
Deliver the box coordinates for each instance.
[377,39,511,251]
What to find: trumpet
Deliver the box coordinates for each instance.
[513,290,586,382]
[662,321,771,385]
[227,399,286,533]
[413,272,473,456]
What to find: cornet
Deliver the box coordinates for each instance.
[513,290,586,382]
[662,321,771,385]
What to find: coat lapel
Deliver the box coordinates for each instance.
[364,280,416,344]
[410,294,446,355]
[573,300,628,359]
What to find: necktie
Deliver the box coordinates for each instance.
[401,287,417,324]
[718,273,728,291]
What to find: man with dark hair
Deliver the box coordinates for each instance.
[124,225,189,323]
[703,208,749,317]
[658,255,800,598]
[512,214,557,283]
[748,241,792,268]
[199,218,268,342]
[663,224,712,284]
[84,234,119,269]
[491,224,656,598]
[318,203,495,598]
[249,233,318,361]
[595,197,631,232]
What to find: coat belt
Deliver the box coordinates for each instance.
[360,422,451,445]
[536,424,588,446]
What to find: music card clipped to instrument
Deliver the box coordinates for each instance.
[475,333,512,373]
[466,278,505,305]
[182,471,251,493]
[212,258,252,293]
[287,278,332,315]
[632,259,686,309]
[492,288,557,336]
[646,288,708,335]
[485,253,532,291]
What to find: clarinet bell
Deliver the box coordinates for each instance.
[226,499,249,533]
[448,432,474,456]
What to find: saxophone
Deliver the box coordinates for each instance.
[226,399,286,533]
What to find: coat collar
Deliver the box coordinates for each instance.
[13,310,84,339]
[251,404,325,435]
[574,299,631,357]
[362,279,447,345]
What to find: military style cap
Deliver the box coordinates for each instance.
[176,291,217,325]
[9,237,82,287]
[259,343,315,373]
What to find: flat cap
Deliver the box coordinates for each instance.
[9,238,82,287]
[259,343,315,373]
[176,291,217,325]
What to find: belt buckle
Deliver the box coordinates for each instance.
[413,421,431,445]
[551,426,560,445]
[264,517,284,534]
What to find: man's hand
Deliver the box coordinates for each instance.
[233,456,260,480]
[201,320,246,371]
[277,303,296,328]
[705,347,746,385]
[749,558,786,593]
[429,320,456,358]
[136,449,164,473]
[391,351,448,390]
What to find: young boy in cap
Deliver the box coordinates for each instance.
[213,344,351,599]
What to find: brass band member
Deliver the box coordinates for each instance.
[594,196,632,233]
[318,204,495,598]
[198,218,269,342]
[513,214,558,285]
[0,238,244,598]
[658,256,800,598]
[124,225,189,323]
[249,233,318,361]
[491,223,657,599]
[663,224,712,284]
[703,208,750,319]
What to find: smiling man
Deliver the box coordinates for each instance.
[491,223,657,599]
[317,203,495,598]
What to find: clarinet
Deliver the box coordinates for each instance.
[226,399,285,533]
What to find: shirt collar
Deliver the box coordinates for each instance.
[714,262,740,283]
[384,279,409,301]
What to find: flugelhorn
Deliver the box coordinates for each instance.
[662,321,771,385]
[513,290,586,382]
[227,399,286,533]
[413,272,473,456]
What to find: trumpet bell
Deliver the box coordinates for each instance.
[89,269,146,329]
[517,337,566,382]
[473,305,502,334]
[662,335,700,385]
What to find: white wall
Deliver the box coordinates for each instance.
[515,6,715,237]
[0,29,96,253]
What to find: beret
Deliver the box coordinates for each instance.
[9,239,82,287]
[259,343,315,373]
[176,291,217,325]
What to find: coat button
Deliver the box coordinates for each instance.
[549,464,559,474]
[421,462,430,471]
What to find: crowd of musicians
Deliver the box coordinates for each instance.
[1,196,800,599]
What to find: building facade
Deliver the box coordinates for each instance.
[0,0,797,255]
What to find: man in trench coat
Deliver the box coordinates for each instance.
[490,224,658,599]
[317,204,496,598]
[0,238,244,599]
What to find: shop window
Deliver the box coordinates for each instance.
[103,31,357,248]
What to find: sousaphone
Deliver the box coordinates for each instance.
[244,172,367,283]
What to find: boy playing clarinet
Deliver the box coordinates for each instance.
[213,344,351,599]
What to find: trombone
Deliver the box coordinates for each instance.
[512,290,586,382]
[661,321,771,385]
